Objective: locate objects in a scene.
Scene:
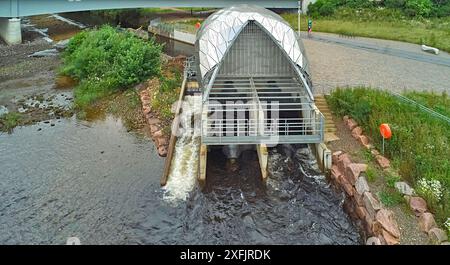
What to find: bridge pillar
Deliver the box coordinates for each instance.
[0,18,22,45]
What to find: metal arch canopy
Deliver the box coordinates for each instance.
[196,4,312,98]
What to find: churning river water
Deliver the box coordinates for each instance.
[0,113,361,244]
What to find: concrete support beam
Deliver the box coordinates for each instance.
[311,142,332,172]
[257,144,268,182]
[0,18,21,45]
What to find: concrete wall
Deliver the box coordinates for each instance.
[0,18,21,45]
[173,30,196,45]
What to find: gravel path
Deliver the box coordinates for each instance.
[303,32,450,94]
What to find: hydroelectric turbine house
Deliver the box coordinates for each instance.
[164,5,326,186]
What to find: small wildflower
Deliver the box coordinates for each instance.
[417,178,443,201]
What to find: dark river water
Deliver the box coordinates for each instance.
[0,115,360,244]
[0,13,361,245]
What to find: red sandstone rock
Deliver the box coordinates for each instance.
[154,129,163,137]
[370,149,380,157]
[418,213,437,233]
[375,155,390,169]
[347,118,358,130]
[363,192,382,219]
[351,126,363,139]
[366,237,382,245]
[143,106,151,115]
[409,197,428,216]
[353,193,365,207]
[150,124,159,134]
[382,229,400,245]
[330,165,341,181]
[157,137,168,147]
[376,209,400,239]
[428,228,448,244]
[332,151,343,165]
[344,163,368,184]
[365,215,383,236]
[158,146,168,157]
[148,118,160,125]
[356,206,367,220]
[337,153,352,174]
[343,183,354,196]
[359,135,370,146]
[343,115,349,123]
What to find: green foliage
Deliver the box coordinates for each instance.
[150,66,182,121]
[365,166,377,182]
[307,0,446,18]
[308,0,338,17]
[385,0,407,8]
[0,112,22,132]
[379,189,404,207]
[327,87,450,222]
[61,25,162,109]
[386,173,402,188]
[405,0,433,16]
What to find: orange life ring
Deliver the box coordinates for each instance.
[379,123,392,139]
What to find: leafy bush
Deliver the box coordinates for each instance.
[308,0,338,17]
[405,0,433,16]
[430,2,450,17]
[384,0,407,8]
[61,25,162,109]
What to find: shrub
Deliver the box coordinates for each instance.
[405,0,433,16]
[384,0,407,8]
[61,25,162,109]
[308,0,338,17]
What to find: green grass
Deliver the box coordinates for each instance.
[379,189,404,207]
[150,64,182,122]
[404,91,450,117]
[365,166,377,182]
[0,112,22,132]
[327,87,449,224]
[282,9,450,53]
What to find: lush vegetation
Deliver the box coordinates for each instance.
[327,88,449,224]
[306,0,449,18]
[0,112,22,132]
[282,6,450,52]
[60,25,162,110]
[404,91,450,117]
[149,59,183,134]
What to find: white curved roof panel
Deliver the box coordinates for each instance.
[195,4,309,79]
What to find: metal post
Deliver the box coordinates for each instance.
[297,0,301,36]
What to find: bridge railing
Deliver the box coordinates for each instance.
[201,108,325,145]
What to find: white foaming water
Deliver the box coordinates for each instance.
[163,95,201,203]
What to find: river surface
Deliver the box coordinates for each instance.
[0,113,361,244]
[0,12,361,245]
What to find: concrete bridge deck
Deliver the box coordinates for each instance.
[0,0,298,18]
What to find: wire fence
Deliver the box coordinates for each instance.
[390,91,450,124]
[149,18,197,34]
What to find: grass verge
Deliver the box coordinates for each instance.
[282,9,450,53]
[327,87,449,225]
[0,112,22,132]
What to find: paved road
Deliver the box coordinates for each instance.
[302,32,450,94]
